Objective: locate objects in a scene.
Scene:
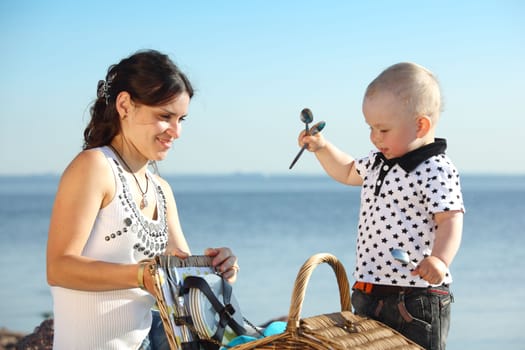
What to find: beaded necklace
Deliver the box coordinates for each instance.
[109,145,149,209]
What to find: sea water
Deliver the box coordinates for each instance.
[0,174,524,349]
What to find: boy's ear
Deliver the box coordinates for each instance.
[115,91,133,118]
[416,115,432,138]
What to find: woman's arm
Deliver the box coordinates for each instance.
[159,176,191,256]
[155,178,239,284]
[46,149,141,291]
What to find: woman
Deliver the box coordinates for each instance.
[46,49,239,349]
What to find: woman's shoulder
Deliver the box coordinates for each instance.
[56,147,115,204]
[150,173,178,204]
[59,148,113,188]
[68,147,110,172]
[150,173,172,190]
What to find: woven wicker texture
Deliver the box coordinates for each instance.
[152,255,216,350]
[231,253,423,350]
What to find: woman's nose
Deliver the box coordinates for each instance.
[166,121,181,138]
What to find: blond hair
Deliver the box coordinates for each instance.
[365,62,442,122]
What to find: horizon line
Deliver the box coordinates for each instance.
[0,172,524,178]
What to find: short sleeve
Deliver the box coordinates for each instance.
[418,154,465,215]
[355,151,376,180]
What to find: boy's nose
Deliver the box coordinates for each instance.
[370,130,380,143]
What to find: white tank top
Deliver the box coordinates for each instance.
[51,146,168,349]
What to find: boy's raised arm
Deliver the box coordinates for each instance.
[300,131,362,186]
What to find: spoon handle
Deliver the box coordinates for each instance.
[289,121,326,169]
[289,146,307,169]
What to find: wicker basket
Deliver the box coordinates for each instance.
[231,253,423,350]
[151,255,219,350]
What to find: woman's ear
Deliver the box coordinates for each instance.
[115,91,132,119]
[416,115,432,138]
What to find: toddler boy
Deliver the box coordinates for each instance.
[299,62,464,349]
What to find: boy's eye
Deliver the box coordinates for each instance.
[369,127,389,133]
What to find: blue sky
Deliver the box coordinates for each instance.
[1,1,523,175]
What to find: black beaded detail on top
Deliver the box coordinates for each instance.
[104,158,168,258]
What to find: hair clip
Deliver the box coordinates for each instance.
[97,73,116,105]
[97,80,111,105]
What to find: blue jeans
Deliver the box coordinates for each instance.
[351,285,453,350]
[139,310,170,350]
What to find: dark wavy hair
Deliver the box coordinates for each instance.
[83,49,194,150]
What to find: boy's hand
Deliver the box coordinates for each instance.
[411,256,447,285]
[299,130,326,152]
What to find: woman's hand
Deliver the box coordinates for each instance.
[169,247,190,259]
[205,247,239,283]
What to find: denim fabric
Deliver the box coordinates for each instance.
[139,310,170,350]
[138,335,151,350]
[351,285,453,350]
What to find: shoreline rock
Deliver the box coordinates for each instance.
[0,319,53,350]
[0,327,26,350]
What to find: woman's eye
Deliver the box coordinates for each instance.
[159,115,187,124]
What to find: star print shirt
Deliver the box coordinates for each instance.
[354,138,464,288]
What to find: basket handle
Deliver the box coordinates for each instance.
[286,253,351,332]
